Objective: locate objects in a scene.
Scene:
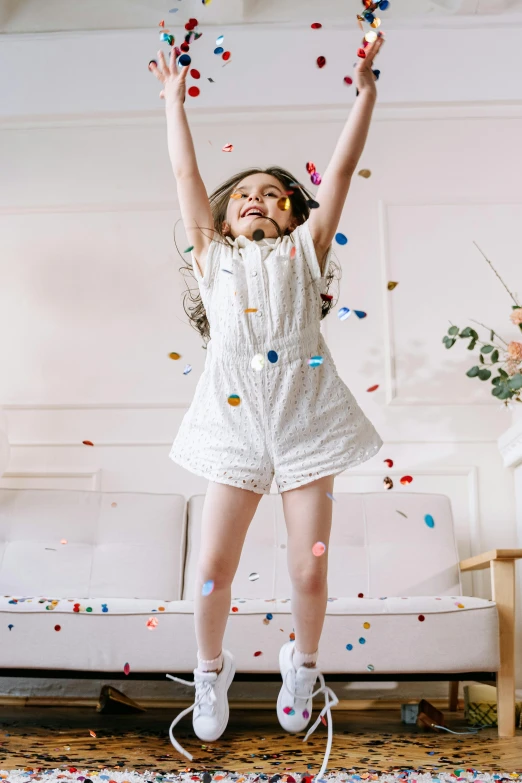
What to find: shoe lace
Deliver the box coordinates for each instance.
[301,673,339,780]
[165,671,218,761]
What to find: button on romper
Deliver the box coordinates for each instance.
[169,220,383,494]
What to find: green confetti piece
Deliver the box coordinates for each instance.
[184,245,194,253]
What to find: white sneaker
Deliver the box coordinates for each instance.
[166,649,236,760]
[277,641,339,779]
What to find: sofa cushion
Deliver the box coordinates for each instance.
[0,489,187,600]
[0,595,498,674]
[183,493,462,600]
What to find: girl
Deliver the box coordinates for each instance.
[150,34,384,778]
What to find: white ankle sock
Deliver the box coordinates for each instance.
[292,646,319,669]
[197,650,224,673]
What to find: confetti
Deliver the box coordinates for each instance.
[60,538,67,545]
[400,475,413,485]
[418,615,425,622]
[357,47,366,58]
[188,86,200,97]
[367,664,375,672]
[222,143,234,152]
[222,51,231,61]
[424,514,435,528]
[317,56,326,68]
[344,76,353,85]
[277,196,291,211]
[123,662,130,675]
[355,310,367,318]
[82,440,94,446]
[202,580,214,596]
[311,22,322,29]
[367,384,379,392]
[283,707,295,715]
[178,54,191,67]
[338,307,351,320]
[169,352,181,361]
[146,617,159,629]
[89,730,97,738]
[267,350,279,363]
[308,355,324,367]
[228,394,241,406]
[253,229,265,241]
[384,458,393,467]
[54,625,61,631]
[307,199,320,209]
[326,492,336,502]
[335,232,348,245]
[312,541,326,556]
[388,281,399,290]
[396,510,408,518]
[383,477,393,490]
[190,68,201,79]
[358,168,372,178]
[363,622,371,628]
[169,8,179,12]
[214,46,224,55]
[208,78,215,83]
[253,650,263,657]
[321,293,333,302]
[346,644,353,651]
[251,354,265,371]
[183,364,192,375]
[290,247,297,260]
[244,308,258,313]
[311,172,322,185]
[249,572,260,581]
[306,162,316,174]
[184,245,194,252]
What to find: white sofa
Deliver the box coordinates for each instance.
[0,487,520,738]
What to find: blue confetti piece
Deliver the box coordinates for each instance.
[267,350,278,363]
[335,232,348,245]
[338,307,351,320]
[424,514,435,528]
[346,643,353,650]
[214,47,224,55]
[354,310,367,319]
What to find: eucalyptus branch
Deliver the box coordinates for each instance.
[472,241,520,307]
[469,319,509,347]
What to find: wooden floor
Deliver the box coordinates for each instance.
[0,706,521,774]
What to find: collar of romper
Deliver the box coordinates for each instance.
[225,234,283,250]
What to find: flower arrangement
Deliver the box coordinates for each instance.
[442,242,522,406]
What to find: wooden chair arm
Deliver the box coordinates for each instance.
[459,549,522,572]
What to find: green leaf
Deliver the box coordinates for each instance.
[469,329,479,340]
[491,349,499,363]
[499,387,513,400]
[478,369,492,381]
[499,368,509,378]
[443,337,456,349]
[460,327,472,338]
[466,366,480,378]
[490,330,495,341]
[482,345,494,354]
[479,354,485,364]
[468,339,477,350]
[508,374,522,391]
[492,386,503,397]
[492,376,502,386]
[448,325,459,336]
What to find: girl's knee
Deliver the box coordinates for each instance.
[289,566,327,594]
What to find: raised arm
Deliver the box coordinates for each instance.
[150,50,214,276]
[309,36,384,273]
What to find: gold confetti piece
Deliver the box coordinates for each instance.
[244,308,258,313]
[230,192,242,199]
[82,440,94,447]
[169,352,181,360]
[383,476,393,490]
[222,144,234,152]
[358,169,372,178]
[89,730,97,738]
[277,196,291,211]
[363,622,371,629]
[227,394,241,406]
[388,281,399,291]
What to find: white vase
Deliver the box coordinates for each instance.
[0,408,10,477]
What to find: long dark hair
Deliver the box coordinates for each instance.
[176,166,341,345]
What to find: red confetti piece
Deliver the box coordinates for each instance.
[289,632,295,640]
[357,48,366,58]
[189,18,199,26]
[367,384,379,392]
[306,161,316,174]
[311,22,322,29]
[317,56,326,68]
[400,475,413,485]
[231,606,239,612]
[320,715,327,726]
[54,625,61,631]
[159,20,165,27]
[222,51,231,61]
[254,651,263,657]
[358,593,364,598]
[290,247,296,260]
[320,293,333,302]
[82,440,94,446]
[89,730,97,738]
[180,42,190,53]
[418,615,425,622]
[188,86,200,97]
[123,662,130,675]
[190,68,201,79]
[384,458,394,468]
[344,76,353,85]
[222,143,234,152]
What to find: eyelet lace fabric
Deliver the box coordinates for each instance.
[169,220,383,492]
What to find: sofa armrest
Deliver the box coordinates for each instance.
[459,549,522,572]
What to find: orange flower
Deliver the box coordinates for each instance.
[510,308,522,326]
[507,341,522,362]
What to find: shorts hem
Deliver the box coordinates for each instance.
[276,437,383,493]
[169,452,272,495]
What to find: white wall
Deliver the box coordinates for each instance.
[0,22,521,702]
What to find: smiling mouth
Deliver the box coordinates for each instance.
[242,210,266,218]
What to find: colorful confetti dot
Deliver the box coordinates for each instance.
[383,477,393,490]
[228,394,241,406]
[367,384,379,392]
[222,143,234,152]
[82,440,94,447]
[146,617,159,629]
[188,86,200,97]
[202,580,214,596]
[178,54,191,67]
[312,541,326,557]
[384,458,393,467]
[424,514,435,528]
[123,662,130,675]
[190,69,201,79]
[358,169,372,178]
[400,475,413,485]
[335,233,348,245]
[317,56,326,68]
[311,23,322,29]
[169,352,181,360]
[344,76,353,85]
[249,572,260,581]
[338,307,351,320]
[388,281,399,290]
[183,364,192,375]
[308,356,324,367]
[346,643,353,651]
[267,350,279,363]
[251,354,265,371]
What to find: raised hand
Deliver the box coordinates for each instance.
[355,34,385,96]
[149,49,190,107]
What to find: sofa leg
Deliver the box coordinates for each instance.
[491,560,516,738]
[448,681,459,711]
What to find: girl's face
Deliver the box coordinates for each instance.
[222,173,298,240]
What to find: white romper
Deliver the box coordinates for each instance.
[169,220,383,494]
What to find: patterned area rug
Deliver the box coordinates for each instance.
[0,769,520,782]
